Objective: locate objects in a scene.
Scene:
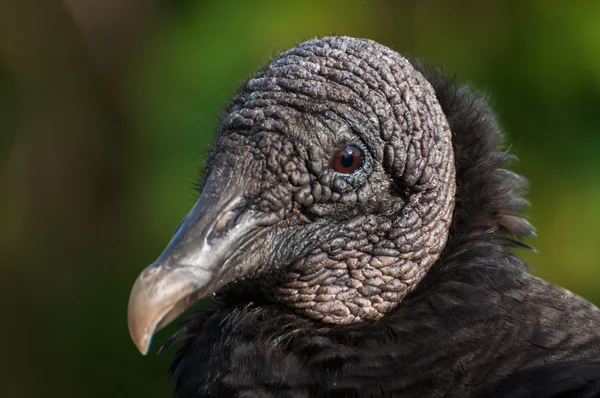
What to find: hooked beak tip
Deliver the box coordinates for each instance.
[128,275,157,355]
[127,263,217,355]
[130,327,152,356]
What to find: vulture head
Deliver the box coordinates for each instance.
[128,36,530,355]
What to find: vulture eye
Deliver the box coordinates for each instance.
[332,145,364,174]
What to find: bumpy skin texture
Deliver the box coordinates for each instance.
[166,37,600,397]
[212,37,455,323]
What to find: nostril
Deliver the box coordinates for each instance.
[214,210,239,233]
[210,201,248,241]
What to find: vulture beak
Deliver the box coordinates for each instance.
[127,176,263,355]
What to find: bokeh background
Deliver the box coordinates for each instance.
[1,0,600,396]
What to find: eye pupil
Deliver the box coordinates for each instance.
[340,153,354,168]
[332,145,364,174]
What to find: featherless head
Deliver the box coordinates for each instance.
[128,36,531,355]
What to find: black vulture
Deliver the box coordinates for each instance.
[127,36,600,397]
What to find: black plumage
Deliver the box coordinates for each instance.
[128,37,600,397]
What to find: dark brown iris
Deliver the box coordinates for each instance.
[332,145,363,174]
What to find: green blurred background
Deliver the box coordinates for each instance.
[1,0,599,396]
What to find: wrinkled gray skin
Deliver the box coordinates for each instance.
[128,37,459,355]
[209,36,456,323]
